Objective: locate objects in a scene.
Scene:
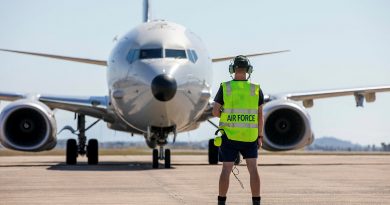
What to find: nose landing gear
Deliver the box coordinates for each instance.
[147,126,175,169]
[152,146,171,169]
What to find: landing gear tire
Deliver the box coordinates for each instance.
[164,149,171,168]
[66,139,78,165]
[152,149,159,169]
[208,139,219,165]
[87,139,99,165]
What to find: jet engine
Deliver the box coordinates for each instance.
[262,100,314,151]
[0,100,57,151]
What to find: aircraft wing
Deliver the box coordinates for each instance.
[0,92,25,101]
[0,92,115,122]
[211,50,290,63]
[284,85,390,108]
[0,49,107,66]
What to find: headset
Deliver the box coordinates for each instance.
[228,55,253,75]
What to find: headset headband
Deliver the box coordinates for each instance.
[229,55,253,75]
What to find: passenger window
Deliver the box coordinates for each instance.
[139,48,163,59]
[165,49,187,59]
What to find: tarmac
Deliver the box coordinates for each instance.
[0,154,389,205]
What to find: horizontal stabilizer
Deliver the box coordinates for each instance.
[212,50,290,63]
[0,49,107,66]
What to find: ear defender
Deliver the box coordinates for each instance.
[247,64,253,74]
[229,58,236,74]
[229,55,253,74]
[229,63,235,74]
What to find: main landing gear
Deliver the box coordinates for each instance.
[152,146,171,169]
[64,114,100,165]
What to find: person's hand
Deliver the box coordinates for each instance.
[258,136,263,149]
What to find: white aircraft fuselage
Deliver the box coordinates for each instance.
[1,0,389,167]
[107,20,212,134]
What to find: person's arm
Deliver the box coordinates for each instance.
[212,102,222,118]
[212,84,224,118]
[258,105,264,147]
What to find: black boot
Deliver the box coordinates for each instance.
[218,196,226,205]
[252,196,261,205]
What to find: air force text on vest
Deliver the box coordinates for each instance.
[227,114,256,122]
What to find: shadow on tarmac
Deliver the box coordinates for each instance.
[48,161,390,171]
[47,161,173,171]
[1,161,389,171]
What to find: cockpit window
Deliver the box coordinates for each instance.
[127,49,139,64]
[165,49,187,59]
[187,49,198,63]
[191,50,198,62]
[139,48,163,59]
[127,48,196,64]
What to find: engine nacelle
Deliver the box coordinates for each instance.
[262,100,313,151]
[0,100,57,151]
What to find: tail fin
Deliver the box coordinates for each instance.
[143,0,151,22]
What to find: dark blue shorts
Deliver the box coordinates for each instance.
[219,134,258,162]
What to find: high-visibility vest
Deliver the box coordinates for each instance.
[219,81,260,142]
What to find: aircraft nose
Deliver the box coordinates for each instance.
[151,74,177,101]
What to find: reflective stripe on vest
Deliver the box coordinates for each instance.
[225,81,232,95]
[225,82,257,97]
[219,81,260,142]
[250,84,256,96]
[223,108,258,114]
[219,122,258,129]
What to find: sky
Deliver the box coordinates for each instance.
[0,0,389,146]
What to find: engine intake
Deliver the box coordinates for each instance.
[263,100,312,151]
[0,100,57,151]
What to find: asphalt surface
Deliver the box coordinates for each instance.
[0,154,389,204]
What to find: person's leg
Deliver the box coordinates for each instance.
[246,158,260,197]
[218,135,237,204]
[219,162,234,197]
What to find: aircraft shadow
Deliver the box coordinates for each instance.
[1,162,387,171]
[258,163,390,166]
[174,162,390,167]
[47,161,175,171]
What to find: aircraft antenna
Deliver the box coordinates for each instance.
[143,0,152,22]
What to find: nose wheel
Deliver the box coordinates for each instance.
[152,146,171,169]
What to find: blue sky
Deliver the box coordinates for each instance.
[0,0,389,146]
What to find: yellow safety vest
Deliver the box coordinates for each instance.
[219,81,260,142]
